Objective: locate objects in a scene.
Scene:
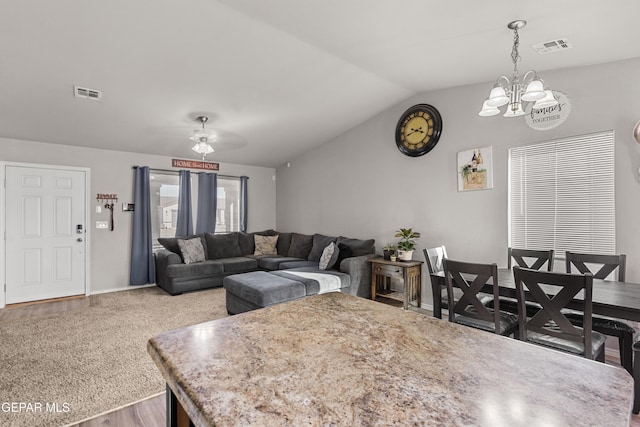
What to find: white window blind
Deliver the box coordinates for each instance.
[508,130,615,255]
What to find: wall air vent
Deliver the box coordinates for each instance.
[73,85,103,101]
[532,39,574,54]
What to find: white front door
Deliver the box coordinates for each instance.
[5,165,87,304]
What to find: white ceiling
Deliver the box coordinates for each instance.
[1,0,639,168]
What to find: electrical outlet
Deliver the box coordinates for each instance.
[96,221,109,229]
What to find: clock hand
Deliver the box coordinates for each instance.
[406,127,425,137]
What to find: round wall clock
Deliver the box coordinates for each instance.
[395,104,443,157]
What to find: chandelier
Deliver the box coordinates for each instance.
[479,20,558,118]
[190,116,215,159]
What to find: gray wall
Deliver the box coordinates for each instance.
[0,138,276,294]
[276,57,640,307]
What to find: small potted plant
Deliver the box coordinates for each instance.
[382,243,396,260]
[395,227,421,261]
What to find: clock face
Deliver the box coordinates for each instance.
[395,104,442,157]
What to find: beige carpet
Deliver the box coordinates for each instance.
[0,286,228,427]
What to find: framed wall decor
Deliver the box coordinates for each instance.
[457,146,493,191]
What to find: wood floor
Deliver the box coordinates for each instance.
[3,297,638,426]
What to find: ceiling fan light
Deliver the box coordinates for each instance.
[478,100,500,116]
[522,78,546,101]
[503,103,525,117]
[487,85,509,107]
[532,90,558,109]
[192,142,214,155]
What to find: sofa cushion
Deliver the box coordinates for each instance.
[273,268,350,295]
[205,233,242,259]
[237,232,255,255]
[257,256,304,270]
[318,242,340,270]
[287,233,313,258]
[255,229,278,236]
[279,260,319,270]
[276,232,292,256]
[336,236,375,257]
[254,234,278,256]
[177,237,206,264]
[166,260,224,278]
[223,271,305,307]
[219,257,259,273]
[158,235,208,261]
[335,243,354,268]
[308,234,338,262]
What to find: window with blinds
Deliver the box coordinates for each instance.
[508,130,615,256]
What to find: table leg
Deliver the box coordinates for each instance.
[370,264,377,300]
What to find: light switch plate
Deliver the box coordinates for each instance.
[96,205,102,213]
[96,221,109,229]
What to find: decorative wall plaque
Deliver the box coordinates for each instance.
[525,91,571,131]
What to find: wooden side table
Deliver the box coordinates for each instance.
[369,257,423,310]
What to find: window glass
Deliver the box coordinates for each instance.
[150,172,242,250]
[508,130,615,255]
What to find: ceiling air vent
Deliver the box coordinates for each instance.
[532,39,574,54]
[73,85,103,101]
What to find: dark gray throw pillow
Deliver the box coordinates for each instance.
[308,234,337,261]
[335,243,354,268]
[287,233,314,259]
[205,233,242,260]
[336,237,375,257]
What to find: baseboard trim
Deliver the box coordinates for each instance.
[62,391,165,427]
[91,284,156,295]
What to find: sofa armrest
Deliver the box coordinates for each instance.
[154,249,183,290]
[339,254,376,299]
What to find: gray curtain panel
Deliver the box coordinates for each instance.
[176,170,193,237]
[195,172,217,234]
[240,175,248,232]
[130,166,155,285]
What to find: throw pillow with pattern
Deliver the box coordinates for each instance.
[254,234,278,256]
[177,237,206,264]
[319,242,340,270]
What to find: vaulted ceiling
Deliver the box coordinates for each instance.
[2,0,639,168]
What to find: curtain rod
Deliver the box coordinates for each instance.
[132,166,247,180]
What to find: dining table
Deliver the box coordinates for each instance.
[148,292,633,426]
[430,267,640,322]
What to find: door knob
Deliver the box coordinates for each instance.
[77,238,83,242]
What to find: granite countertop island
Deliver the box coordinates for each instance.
[148,292,633,426]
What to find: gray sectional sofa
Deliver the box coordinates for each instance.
[154,230,376,301]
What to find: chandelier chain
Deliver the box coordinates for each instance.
[511,27,521,78]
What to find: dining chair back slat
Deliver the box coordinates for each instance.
[424,246,448,275]
[565,252,626,281]
[508,248,554,271]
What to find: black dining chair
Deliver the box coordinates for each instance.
[565,251,634,373]
[486,248,555,318]
[443,259,518,336]
[513,266,606,361]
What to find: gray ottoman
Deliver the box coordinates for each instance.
[223,271,306,314]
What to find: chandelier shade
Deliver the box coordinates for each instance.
[479,20,559,119]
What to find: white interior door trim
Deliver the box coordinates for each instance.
[0,161,91,309]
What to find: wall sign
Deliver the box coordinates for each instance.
[525,91,571,131]
[171,159,219,171]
